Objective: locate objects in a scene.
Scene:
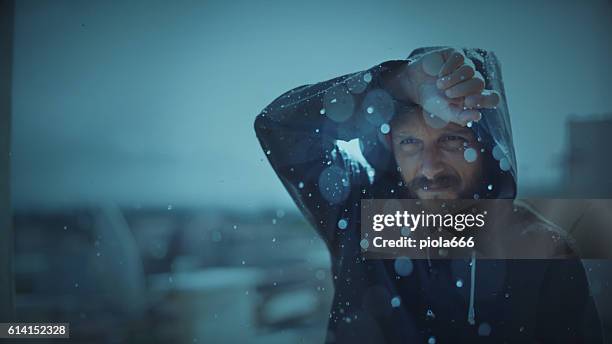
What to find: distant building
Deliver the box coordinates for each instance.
[566,115,612,197]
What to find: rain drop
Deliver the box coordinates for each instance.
[499,158,511,171]
[492,145,504,160]
[391,296,401,308]
[487,184,493,191]
[478,322,492,336]
[394,257,413,276]
[366,106,374,114]
[337,219,348,230]
[380,123,390,134]
[360,239,369,249]
[456,279,464,288]
[464,148,478,162]
[298,181,304,189]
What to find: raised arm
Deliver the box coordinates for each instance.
[254,48,498,253]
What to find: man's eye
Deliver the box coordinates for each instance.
[439,135,467,143]
[400,138,419,145]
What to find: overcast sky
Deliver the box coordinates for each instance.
[11,0,612,210]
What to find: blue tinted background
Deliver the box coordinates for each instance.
[11,0,612,210]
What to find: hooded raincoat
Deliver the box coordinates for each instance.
[254,47,603,343]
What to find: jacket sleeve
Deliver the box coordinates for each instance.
[254,61,406,255]
[535,259,603,343]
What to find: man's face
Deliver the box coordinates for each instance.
[391,107,483,200]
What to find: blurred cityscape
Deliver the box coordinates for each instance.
[13,206,333,343]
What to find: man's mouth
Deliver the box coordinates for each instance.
[411,175,460,193]
[421,183,453,191]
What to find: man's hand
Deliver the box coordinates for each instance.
[384,48,500,126]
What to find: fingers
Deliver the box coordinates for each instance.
[438,50,465,77]
[458,109,482,123]
[422,47,464,77]
[421,52,445,76]
[436,64,475,90]
[464,90,500,109]
[444,74,485,98]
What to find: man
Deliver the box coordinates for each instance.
[255,47,602,343]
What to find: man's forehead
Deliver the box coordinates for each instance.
[391,109,473,137]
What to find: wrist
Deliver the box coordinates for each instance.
[380,60,419,105]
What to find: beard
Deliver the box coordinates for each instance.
[405,172,478,200]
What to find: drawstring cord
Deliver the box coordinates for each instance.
[468,251,476,325]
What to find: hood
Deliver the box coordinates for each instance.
[361,47,518,199]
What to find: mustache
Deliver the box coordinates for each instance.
[409,174,461,190]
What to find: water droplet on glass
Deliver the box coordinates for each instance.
[167,204,173,210]
[487,184,493,191]
[478,322,492,336]
[298,181,305,189]
[391,296,401,308]
[467,121,473,128]
[428,336,436,344]
[266,150,271,155]
[380,123,390,134]
[320,108,326,115]
[499,158,511,171]
[337,219,348,230]
[456,279,464,288]
[492,145,504,160]
[464,148,478,162]
[366,106,374,114]
[394,257,413,276]
[363,72,372,83]
[360,239,369,249]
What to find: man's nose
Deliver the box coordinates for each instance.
[420,146,444,180]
